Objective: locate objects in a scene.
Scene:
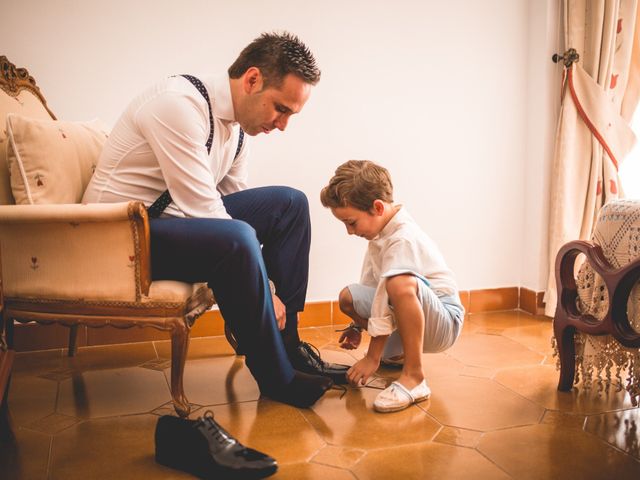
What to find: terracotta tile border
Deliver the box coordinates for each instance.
[12,288,548,352]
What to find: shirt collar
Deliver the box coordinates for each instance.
[375,205,406,240]
[204,73,236,123]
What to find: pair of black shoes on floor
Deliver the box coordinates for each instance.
[155,411,277,479]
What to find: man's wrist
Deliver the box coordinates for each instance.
[268,280,276,295]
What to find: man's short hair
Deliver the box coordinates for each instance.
[228,31,321,88]
[320,160,394,212]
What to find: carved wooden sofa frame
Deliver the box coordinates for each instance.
[554,240,640,391]
[0,55,214,418]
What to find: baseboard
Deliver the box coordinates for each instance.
[11,287,547,352]
[519,287,546,315]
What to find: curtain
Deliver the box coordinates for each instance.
[545,0,639,317]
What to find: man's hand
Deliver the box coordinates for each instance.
[347,355,380,386]
[338,326,362,350]
[272,294,286,330]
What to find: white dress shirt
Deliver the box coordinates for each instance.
[361,206,460,336]
[82,73,249,219]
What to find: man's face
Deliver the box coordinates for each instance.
[331,205,385,240]
[238,71,312,136]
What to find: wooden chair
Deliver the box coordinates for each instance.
[553,200,640,398]
[0,55,214,417]
[0,249,15,440]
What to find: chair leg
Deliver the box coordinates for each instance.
[224,324,240,354]
[67,325,78,357]
[0,383,13,443]
[170,321,191,418]
[554,321,576,391]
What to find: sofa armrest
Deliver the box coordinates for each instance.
[0,201,151,302]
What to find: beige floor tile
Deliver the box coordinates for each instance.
[541,410,587,429]
[12,349,64,375]
[50,414,185,480]
[172,356,261,407]
[0,427,51,480]
[467,311,547,332]
[4,312,639,479]
[494,364,634,414]
[353,442,511,480]
[422,352,466,379]
[154,335,236,360]
[301,387,441,449]
[478,423,640,480]
[585,408,640,460]
[57,368,170,419]
[7,375,58,427]
[448,332,545,369]
[501,322,555,356]
[271,462,356,480]
[206,400,326,465]
[433,426,483,448]
[309,445,366,469]
[60,343,158,371]
[24,412,80,435]
[460,365,497,378]
[425,375,544,431]
[299,325,345,349]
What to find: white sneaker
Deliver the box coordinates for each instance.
[373,380,431,413]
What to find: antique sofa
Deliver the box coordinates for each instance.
[0,55,214,417]
[553,199,640,403]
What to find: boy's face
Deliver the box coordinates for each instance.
[331,203,386,240]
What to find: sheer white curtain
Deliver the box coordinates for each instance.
[545,0,639,316]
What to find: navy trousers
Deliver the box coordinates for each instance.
[149,186,311,390]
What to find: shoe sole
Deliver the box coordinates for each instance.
[373,393,431,413]
[156,454,278,479]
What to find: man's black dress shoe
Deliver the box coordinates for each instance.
[262,370,333,408]
[288,342,350,384]
[155,411,278,479]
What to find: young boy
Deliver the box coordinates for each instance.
[320,160,465,413]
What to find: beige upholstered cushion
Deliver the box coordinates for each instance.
[0,90,55,205]
[6,114,108,204]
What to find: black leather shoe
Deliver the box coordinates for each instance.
[289,342,350,385]
[155,411,278,479]
[262,370,333,408]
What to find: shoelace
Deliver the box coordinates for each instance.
[197,410,234,448]
[300,342,326,372]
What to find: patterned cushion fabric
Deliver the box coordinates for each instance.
[0,89,55,205]
[6,114,109,204]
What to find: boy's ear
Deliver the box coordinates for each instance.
[372,199,385,216]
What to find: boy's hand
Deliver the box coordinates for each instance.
[347,356,380,386]
[338,327,362,350]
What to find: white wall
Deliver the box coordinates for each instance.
[1,0,557,301]
[522,0,561,291]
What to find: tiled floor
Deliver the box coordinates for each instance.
[1,311,640,479]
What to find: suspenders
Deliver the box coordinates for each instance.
[146,74,245,219]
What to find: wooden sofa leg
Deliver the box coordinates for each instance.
[554,321,576,391]
[170,321,191,418]
[67,325,78,357]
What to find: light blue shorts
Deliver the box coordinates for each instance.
[347,275,464,358]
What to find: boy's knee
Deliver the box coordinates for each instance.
[385,275,418,302]
[338,287,354,314]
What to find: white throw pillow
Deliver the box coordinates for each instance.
[6,114,109,204]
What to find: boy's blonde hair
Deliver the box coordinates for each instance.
[320,160,394,211]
